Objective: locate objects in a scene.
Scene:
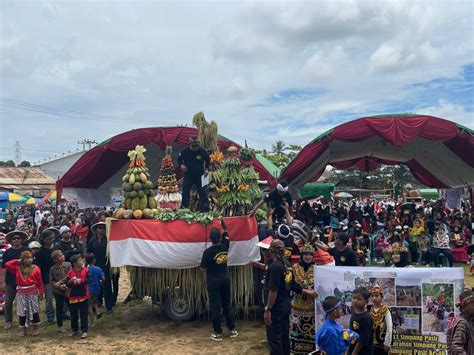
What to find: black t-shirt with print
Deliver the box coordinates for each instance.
[329,246,358,266]
[200,231,230,286]
[178,147,210,177]
[349,310,374,355]
[264,259,291,309]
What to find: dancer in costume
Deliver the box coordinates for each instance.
[369,284,393,354]
[289,243,318,353]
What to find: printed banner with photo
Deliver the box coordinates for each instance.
[315,266,464,355]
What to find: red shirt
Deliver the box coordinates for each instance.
[4,259,45,296]
[66,267,90,303]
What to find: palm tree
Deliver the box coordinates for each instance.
[271,140,287,156]
[287,144,302,153]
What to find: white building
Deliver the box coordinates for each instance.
[35,151,85,181]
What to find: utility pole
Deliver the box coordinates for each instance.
[14,141,21,165]
[77,139,98,151]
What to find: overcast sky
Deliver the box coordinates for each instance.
[1,0,473,163]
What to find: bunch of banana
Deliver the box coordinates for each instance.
[117,145,157,219]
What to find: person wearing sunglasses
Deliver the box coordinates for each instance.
[2,230,29,330]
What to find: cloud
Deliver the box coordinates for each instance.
[369,41,439,73]
[0,0,472,163]
[416,100,473,128]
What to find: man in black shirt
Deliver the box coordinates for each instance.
[200,217,237,341]
[178,137,210,212]
[318,233,358,266]
[53,225,81,262]
[3,230,28,330]
[87,222,116,314]
[0,214,16,234]
[250,180,293,224]
[264,239,291,355]
[35,229,58,324]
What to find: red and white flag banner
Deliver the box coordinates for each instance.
[108,216,260,269]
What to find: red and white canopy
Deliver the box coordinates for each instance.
[56,126,275,207]
[280,115,474,189]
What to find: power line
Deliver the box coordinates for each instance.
[0,146,63,153]
[0,97,157,125]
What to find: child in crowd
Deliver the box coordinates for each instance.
[85,253,104,327]
[67,254,91,339]
[418,232,431,266]
[49,250,71,333]
[448,290,474,354]
[369,285,393,354]
[349,287,374,355]
[315,296,359,355]
[5,251,44,336]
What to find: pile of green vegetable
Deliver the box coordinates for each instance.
[153,208,220,225]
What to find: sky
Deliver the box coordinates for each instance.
[0,0,473,163]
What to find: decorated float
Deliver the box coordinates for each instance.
[57,113,273,321]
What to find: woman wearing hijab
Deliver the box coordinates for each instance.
[289,243,318,354]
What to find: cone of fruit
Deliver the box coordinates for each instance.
[155,146,182,210]
[115,145,158,220]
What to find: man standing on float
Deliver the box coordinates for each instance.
[178,136,210,212]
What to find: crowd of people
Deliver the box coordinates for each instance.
[1,181,473,354]
[244,180,473,354]
[0,204,118,339]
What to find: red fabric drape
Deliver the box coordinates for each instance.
[57,127,275,198]
[280,115,473,188]
[405,159,448,188]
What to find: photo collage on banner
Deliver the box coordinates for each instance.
[315,266,464,355]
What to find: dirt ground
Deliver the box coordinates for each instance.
[1,269,267,354]
[2,264,473,354]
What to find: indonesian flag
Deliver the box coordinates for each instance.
[108,216,260,269]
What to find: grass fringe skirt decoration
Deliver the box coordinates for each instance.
[127,265,255,318]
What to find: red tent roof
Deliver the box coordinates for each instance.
[57,126,275,197]
[280,114,474,189]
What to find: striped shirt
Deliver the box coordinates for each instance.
[49,262,71,296]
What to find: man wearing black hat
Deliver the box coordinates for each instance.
[34,229,59,324]
[178,136,211,212]
[2,230,28,329]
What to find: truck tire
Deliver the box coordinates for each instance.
[164,294,195,321]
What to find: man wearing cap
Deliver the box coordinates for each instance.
[250,180,293,225]
[178,136,211,212]
[34,229,59,324]
[2,230,28,329]
[53,225,81,262]
[87,222,115,314]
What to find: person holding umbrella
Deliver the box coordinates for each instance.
[2,230,28,330]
